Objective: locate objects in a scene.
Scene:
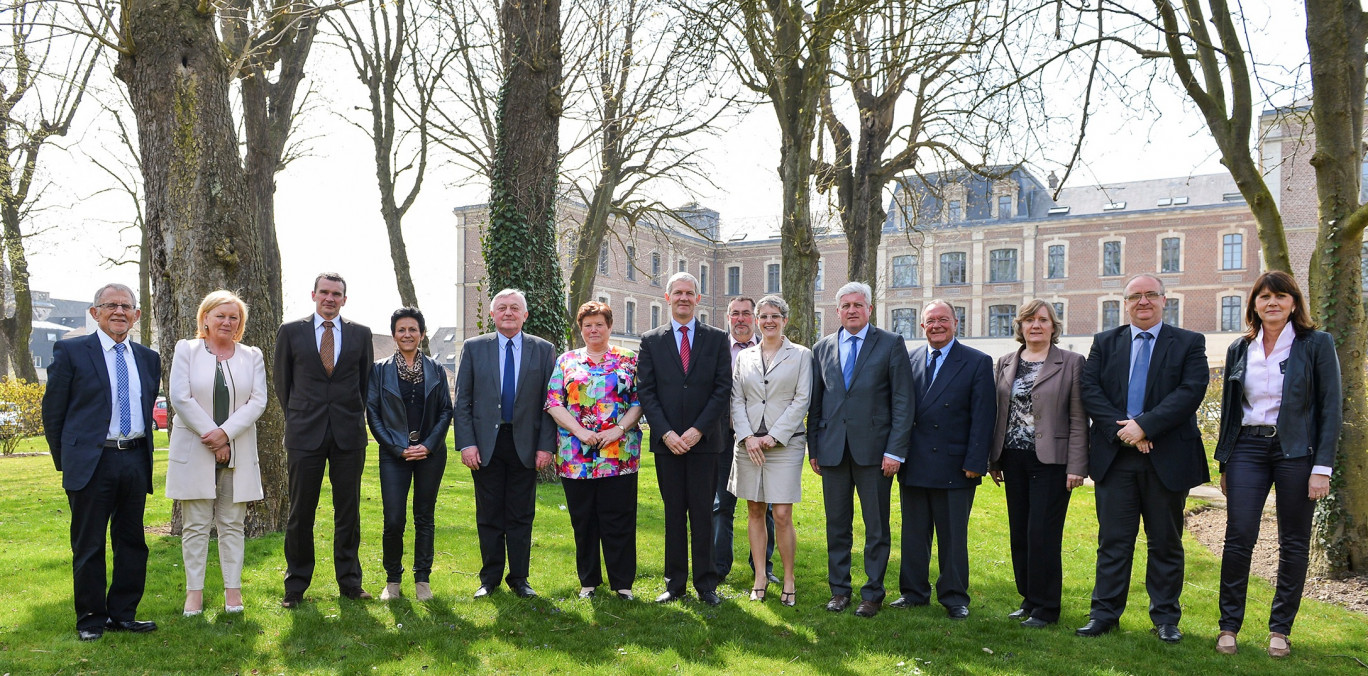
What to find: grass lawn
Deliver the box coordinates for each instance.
[2,432,1366,674]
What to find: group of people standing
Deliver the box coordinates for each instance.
[42,267,1340,661]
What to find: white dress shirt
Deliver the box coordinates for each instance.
[313,313,343,365]
[1241,326,1331,476]
[98,330,145,440]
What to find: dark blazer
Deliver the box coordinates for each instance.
[807,325,913,466]
[904,341,995,488]
[1080,323,1209,492]
[452,331,557,467]
[366,353,454,460]
[274,315,373,450]
[989,345,1089,476]
[636,321,733,454]
[43,332,161,492]
[1213,329,1341,468]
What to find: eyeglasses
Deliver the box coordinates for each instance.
[1124,291,1163,303]
[96,303,136,312]
[922,317,956,325]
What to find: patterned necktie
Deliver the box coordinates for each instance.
[679,325,691,372]
[843,335,860,389]
[114,342,131,436]
[501,339,516,423]
[320,320,336,375]
[926,348,942,394]
[1127,332,1154,418]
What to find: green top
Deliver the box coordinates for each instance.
[214,361,230,469]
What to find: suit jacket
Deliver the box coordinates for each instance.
[43,332,161,492]
[730,338,812,448]
[806,325,913,466]
[274,314,373,451]
[367,353,454,460]
[452,331,557,467]
[636,321,732,454]
[1213,329,1341,468]
[905,341,996,488]
[1080,323,1210,492]
[165,338,268,502]
[989,345,1089,476]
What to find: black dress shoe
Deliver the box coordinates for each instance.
[826,595,851,612]
[511,582,537,599]
[1021,617,1054,629]
[77,628,103,641]
[888,595,928,609]
[281,591,305,608]
[854,600,881,618]
[655,590,686,603]
[1154,624,1182,644]
[946,605,970,620]
[340,587,373,601]
[766,571,781,584]
[1007,608,1029,620]
[699,590,722,607]
[105,619,157,633]
[1076,618,1118,637]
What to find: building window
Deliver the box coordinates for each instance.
[997,195,1012,220]
[1102,300,1121,330]
[651,252,662,285]
[813,311,823,336]
[1047,245,1065,279]
[625,301,636,335]
[1160,237,1181,273]
[939,252,966,285]
[891,308,919,340]
[1163,298,1180,326]
[947,200,962,222]
[988,304,1015,337]
[1221,295,1242,331]
[891,255,919,287]
[1052,302,1065,328]
[989,248,1018,282]
[1223,234,1243,270]
[1102,241,1122,277]
[953,306,967,337]
[814,259,824,291]
[698,264,709,295]
[599,242,610,275]
[678,258,687,273]
[727,266,741,296]
[626,245,637,281]
[651,305,661,328]
[767,263,781,293]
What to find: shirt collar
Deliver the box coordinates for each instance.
[839,323,870,343]
[314,313,342,328]
[730,333,756,349]
[498,332,523,349]
[97,329,128,352]
[672,317,697,334]
[1253,325,1295,354]
[1130,322,1163,340]
[926,337,955,356]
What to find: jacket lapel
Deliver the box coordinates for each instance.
[766,339,796,373]
[422,356,442,397]
[85,334,112,411]
[846,329,878,391]
[924,344,965,404]
[1033,345,1064,388]
[909,344,928,398]
[1111,326,1133,404]
[514,335,535,400]
[383,355,402,398]
[1143,327,1175,405]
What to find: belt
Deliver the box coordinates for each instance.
[104,438,146,450]
[1240,425,1278,438]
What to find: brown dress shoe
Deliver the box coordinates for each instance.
[281,591,304,608]
[826,595,851,612]
[1216,630,1237,655]
[1268,632,1290,658]
[340,587,373,601]
[854,600,881,618]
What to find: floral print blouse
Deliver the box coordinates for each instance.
[544,346,642,479]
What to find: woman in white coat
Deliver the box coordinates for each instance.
[165,291,267,616]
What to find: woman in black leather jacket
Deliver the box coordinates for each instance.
[366,307,454,602]
[1212,271,1340,658]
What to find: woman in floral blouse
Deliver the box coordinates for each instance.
[545,301,644,600]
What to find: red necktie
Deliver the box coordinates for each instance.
[679,325,691,372]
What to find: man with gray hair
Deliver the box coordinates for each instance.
[807,281,913,618]
[454,288,558,599]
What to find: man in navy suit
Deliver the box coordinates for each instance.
[43,283,162,641]
[893,299,995,620]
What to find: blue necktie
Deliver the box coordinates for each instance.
[114,342,131,436]
[501,339,515,423]
[926,348,942,393]
[1127,332,1153,418]
[843,335,860,389]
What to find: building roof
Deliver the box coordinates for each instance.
[1051,173,1240,217]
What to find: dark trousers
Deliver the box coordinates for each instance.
[1000,446,1071,622]
[284,430,365,595]
[1090,449,1187,624]
[898,484,976,608]
[379,450,447,583]
[821,446,893,602]
[67,446,150,631]
[471,426,538,588]
[1220,435,1315,635]
[562,473,638,590]
[713,439,775,580]
[655,450,719,594]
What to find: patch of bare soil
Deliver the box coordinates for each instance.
[1187,507,1368,614]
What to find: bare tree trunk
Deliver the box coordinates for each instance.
[0,210,37,381]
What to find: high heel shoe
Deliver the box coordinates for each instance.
[183,592,203,617]
[224,588,244,613]
[750,586,767,602]
[780,590,796,607]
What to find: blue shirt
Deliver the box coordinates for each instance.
[925,338,956,382]
[671,318,698,355]
[497,331,523,395]
[838,323,871,374]
[1128,322,1163,376]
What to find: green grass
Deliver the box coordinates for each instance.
[1,432,1366,674]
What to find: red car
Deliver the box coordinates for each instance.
[152,396,169,431]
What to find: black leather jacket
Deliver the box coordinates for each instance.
[366,353,453,460]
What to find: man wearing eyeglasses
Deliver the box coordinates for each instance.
[1076,273,1209,644]
[43,284,161,641]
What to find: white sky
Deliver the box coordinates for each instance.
[22,1,1306,333]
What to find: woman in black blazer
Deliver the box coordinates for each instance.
[366,307,454,602]
[1213,271,1341,658]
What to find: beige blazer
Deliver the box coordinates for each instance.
[989,345,1089,476]
[165,338,268,502]
[730,338,813,447]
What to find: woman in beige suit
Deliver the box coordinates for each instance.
[729,294,811,606]
[988,299,1088,628]
[165,291,268,616]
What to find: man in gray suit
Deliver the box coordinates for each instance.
[808,281,914,618]
[454,288,557,599]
